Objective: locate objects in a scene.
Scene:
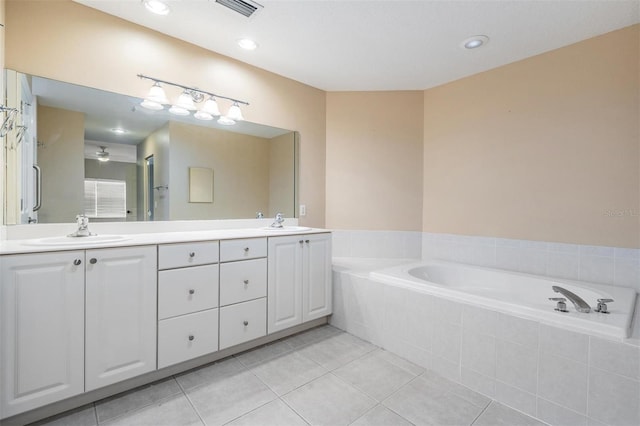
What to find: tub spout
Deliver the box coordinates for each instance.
[552,286,591,313]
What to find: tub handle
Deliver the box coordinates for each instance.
[595,298,614,314]
[549,297,568,313]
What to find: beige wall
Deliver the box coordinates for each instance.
[423,25,639,248]
[168,122,270,220]
[269,132,296,216]
[326,91,424,231]
[85,159,137,222]
[37,105,84,223]
[5,0,326,226]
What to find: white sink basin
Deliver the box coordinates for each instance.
[262,226,312,232]
[23,235,130,246]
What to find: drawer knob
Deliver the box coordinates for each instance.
[243,279,249,285]
[188,335,195,341]
[244,247,250,252]
[73,259,82,266]
[243,320,249,326]
[299,240,304,244]
[189,252,195,258]
[89,258,97,264]
[305,240,310,243]
[189,289,195,295]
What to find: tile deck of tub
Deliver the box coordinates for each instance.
[30,325,545,426]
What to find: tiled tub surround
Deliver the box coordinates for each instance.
[331,230,640,292]
[331,258,640,426]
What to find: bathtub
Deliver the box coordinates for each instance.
[370,260,637,340]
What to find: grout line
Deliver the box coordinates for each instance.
[92,403,98,425]
[175,374,207,426]
[469,400,492,426]
[279,396,312,426]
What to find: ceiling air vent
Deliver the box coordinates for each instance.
[215,0,263,18]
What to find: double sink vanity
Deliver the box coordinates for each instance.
[0,226,332,422]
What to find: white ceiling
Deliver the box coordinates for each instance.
[75,0,639,91]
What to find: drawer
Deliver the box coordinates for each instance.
[158,241,219,270]
[220,238,267,262]
[219,298,266,350]
[220,258,267,306]
[158,264,219,319]
[158,309,219,369]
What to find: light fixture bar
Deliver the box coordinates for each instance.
[137,74,249,106]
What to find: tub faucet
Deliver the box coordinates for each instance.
[271,212,285,228]
[552,286,591,313]
[68,214,96,237]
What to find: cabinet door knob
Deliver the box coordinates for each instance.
[243,320,249,326]
[243,279,249,285]
[189,289,195,295]
[188,335,195,341]
[299,240,304,244]
[244,247,250,252]
[189,252,195,258]
[305,240,310,243]
[89,258,97,264]
[73,259,82,266]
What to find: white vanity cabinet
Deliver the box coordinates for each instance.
[157,241,220,369]
[0,245,157,416]
[219,238,268,349]
[267,233,332,334]
[0,251,85,417]
[84,246,157,391]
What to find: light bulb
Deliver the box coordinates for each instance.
[217,116,236,126]
[146,82,169,104]
[143,0,170,15]
[169,105,189,116]
[175,91,196,110]
[194,110,213,121]
[227,102,244,121]
[202,97,221,116]
[237,38,258,51]
[141,99,164,110]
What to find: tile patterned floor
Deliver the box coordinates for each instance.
[32,325,546,426]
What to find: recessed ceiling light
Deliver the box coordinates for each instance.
[111,128,127,135]
[237,38,258,51]
[143,0,170,15]
[461,35,489,50]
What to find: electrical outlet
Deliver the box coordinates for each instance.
[299,204,306,216]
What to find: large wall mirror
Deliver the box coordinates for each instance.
[3,70,298,225]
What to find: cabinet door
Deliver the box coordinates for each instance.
[302,233,332,322]
[85,246,157,391]
[267,236,303,333]
[1,251,85,417]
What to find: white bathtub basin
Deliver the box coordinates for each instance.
[23,235,130,246]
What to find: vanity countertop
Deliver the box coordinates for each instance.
[0,227,329,255]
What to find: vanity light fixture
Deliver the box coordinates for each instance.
[462,35,489,49]
[143,0,170,15]
[237,38,258,51]
[96,146,110,162]
[138,74,249,125]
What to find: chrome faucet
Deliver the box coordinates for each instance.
[270,212,285,228]
[552,286,591,313]
[68,214,96,237]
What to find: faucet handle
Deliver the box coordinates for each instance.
[595,298,614,314]
[549,297,568,313]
